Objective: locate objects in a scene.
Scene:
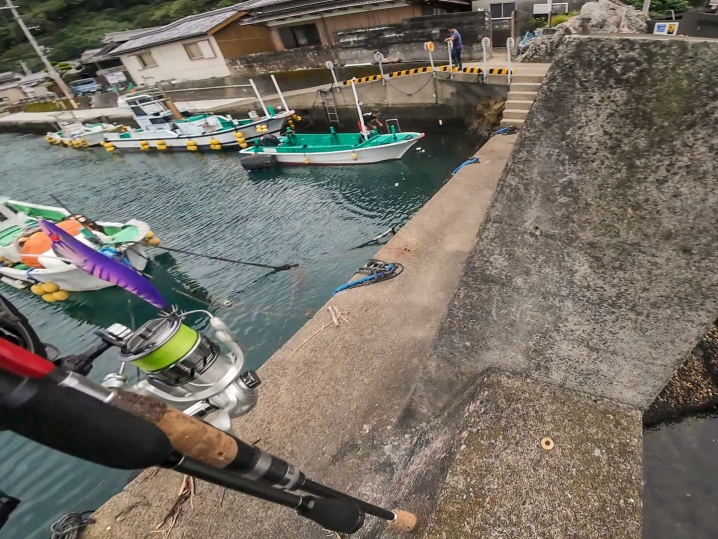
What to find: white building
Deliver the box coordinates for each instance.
[110,6,270,84]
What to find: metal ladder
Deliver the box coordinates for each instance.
[320,89,340,124]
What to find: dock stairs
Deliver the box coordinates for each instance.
[500,67,549,129]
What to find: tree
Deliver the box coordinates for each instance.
[632,0,691,15]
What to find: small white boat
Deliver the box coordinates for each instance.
[0,197,150,293]
[239,128,424,166]
[45,119,120,148]
[103,94,294,152]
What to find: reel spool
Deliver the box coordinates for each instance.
[102,313,260,431]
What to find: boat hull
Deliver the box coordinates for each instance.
[0,243,148,292]
[240,133,424,166]
[106,112,293,151]
[46,127,117,147]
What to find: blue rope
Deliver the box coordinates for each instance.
[451,156,480,175]
[333,264,396,295]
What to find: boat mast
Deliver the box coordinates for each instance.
[350,79,368,140]
[249,79,270,118]
[270,75,290,113]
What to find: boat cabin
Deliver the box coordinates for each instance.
[118,94,235,136]
[119,94,175,133]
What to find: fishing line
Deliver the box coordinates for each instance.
[149,245,297,271]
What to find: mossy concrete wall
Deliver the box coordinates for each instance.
[410,35,718,420]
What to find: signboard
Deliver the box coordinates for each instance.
[374,52,385,63]
[653,21,679,35]
[424,41,435,52]
[325,60,335,70]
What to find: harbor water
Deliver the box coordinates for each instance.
[644,414,718,538]
[0,131,477,539]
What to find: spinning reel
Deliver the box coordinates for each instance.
[99,311,260,431]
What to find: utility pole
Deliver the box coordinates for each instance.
[2,0,77,107]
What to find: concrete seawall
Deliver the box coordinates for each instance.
[81,131,518,538]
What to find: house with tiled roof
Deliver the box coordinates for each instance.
[239,0,469,50]
[110,5,275,83]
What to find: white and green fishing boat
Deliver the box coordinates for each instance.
[239,79,423,167]
[104,75,300,152]
[0,198,150,294]
[239,127,424,167]
[45,117,120,148]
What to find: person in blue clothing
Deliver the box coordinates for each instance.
[445,27,463,70]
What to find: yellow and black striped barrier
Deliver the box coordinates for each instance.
[388,66,433,78]
[487,68,514,75]
[339,65,513,85]
[342,74,383,85]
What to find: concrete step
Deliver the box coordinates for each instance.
[502,109,528,120]
[509,82,542,93]
[507,90,538,101]
[500,117,525,129]
[504,99,534,111]
[510,74,545,84]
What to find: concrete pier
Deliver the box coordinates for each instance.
[81,130,517,539]
[77,35,718,538]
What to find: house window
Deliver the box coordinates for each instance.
[184,40,216,60]
[136,52,157,68]
[278,24,322,49]
[490,2,515,18]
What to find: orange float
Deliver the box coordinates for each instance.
[20,220,83,268]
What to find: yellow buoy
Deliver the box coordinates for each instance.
[147,237,161,247]
[30,283,44,295]
[351,152,358,160]
[303,156,310,164]
[295,115,302,122]
[144,230,155,239]
[105,144,116,152]
[52,290,70,301]
[41,293,57,303]
[240,142,248,149]
[40,282,60,294]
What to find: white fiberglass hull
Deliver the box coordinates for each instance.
[0,243,148,292]
[106,111,293,151]
[241,134,424,165]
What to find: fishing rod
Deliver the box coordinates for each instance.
[149,244,298,271]
[0,337,417,534]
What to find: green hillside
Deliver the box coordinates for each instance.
[0,0,237,72]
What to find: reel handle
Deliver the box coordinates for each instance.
[210,316,244,363]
